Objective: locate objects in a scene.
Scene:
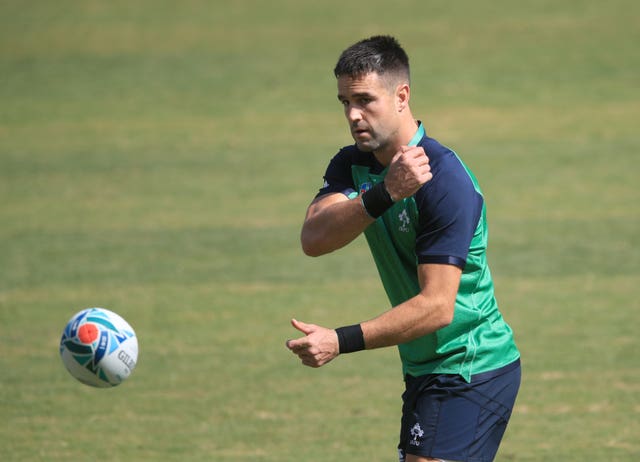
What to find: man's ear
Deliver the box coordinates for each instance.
[396,83,410,112]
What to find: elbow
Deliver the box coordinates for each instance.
[300,232,326,257]
[409,297,455,339]
[421,295,454,332]
[436,301,455,330]
[301,241,323,257]
[300,222,350,257]
[437,308,455,330]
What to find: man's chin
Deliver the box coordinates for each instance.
[355,140,376,152]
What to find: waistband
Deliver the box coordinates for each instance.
[470,358,521,382]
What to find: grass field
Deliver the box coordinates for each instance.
[1,1,639,460]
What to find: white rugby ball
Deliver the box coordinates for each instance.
[59,308,138,387]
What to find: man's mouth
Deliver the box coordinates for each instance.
[352,127,370,138]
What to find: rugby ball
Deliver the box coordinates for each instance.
[59,308,138,387]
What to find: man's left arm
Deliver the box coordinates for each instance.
[286,263,461,367]
[361,263,461,348]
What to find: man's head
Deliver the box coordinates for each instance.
[334,36,414,158]
[334,35,410,91]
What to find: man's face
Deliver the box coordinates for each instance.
[337,72,401,154]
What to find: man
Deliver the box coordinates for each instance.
[286,35,520,462]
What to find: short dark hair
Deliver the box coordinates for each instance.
[333,35,410,84]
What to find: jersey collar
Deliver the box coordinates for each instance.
[408,121,425,147]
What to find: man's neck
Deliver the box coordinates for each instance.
[373,119,420,167]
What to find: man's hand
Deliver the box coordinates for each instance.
[384,146,432,201]
[286,319,340,368]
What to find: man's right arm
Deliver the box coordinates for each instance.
[301,145,432,257]
[300,193,374,257]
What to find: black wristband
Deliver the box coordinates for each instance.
[335,324,365,354]
[361,181,394,218]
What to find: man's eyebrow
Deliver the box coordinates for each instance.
[337,91,374,100]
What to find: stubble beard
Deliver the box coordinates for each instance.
[354,128,384,153]
[355,133,392,155]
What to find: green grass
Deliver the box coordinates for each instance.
[1,0,639,460]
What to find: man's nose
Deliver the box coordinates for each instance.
[346,106,363,124]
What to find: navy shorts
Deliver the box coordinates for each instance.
[398,359,521,462]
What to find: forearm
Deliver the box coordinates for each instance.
[301,194,374,257]
[360,292,454,349]
[287,265,460,367]
[358,264,461,350]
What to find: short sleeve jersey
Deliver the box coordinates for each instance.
[316,124,520,381]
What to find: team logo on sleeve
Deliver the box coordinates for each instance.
[359,182,372,194]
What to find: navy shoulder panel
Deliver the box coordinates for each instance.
[414,136,483,268]
[316,145,382,198]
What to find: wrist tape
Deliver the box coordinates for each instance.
[361,181,394,218]
[335,324,365,354]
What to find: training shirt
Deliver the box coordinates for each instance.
[316,123,520,382]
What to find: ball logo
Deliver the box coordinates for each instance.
[118,350,136,370]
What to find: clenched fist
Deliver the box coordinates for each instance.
[384,146,432,201]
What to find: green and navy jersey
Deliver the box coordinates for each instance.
[316,124,520,382]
